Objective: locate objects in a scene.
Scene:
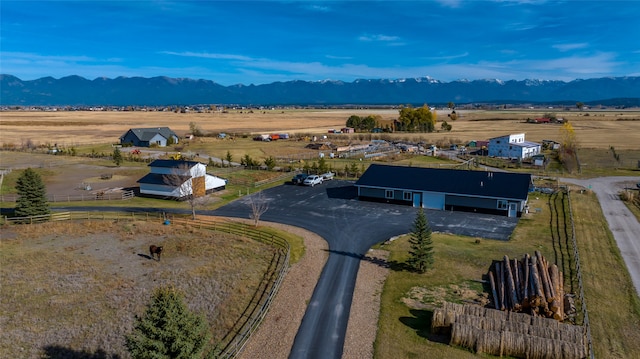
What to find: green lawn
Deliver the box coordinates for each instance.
[373,191,640,359]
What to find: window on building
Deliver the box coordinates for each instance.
[385,190,394,199]
[497,200,508,210]
[403,192,412,201]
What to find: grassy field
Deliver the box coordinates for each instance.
[372,193,562,358]
[372,190,640,359]
[0,220,285,358]
[570,190,640,358]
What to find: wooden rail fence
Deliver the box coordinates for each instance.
[0,190,135,203]
[3,211,291,359]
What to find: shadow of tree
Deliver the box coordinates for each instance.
[323,248,417,272]
[42,346,121,359]
[399,309,449,344]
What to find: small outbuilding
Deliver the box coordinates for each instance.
[354,164,531,217]
[120,127,179,147]
[137,159,226,199]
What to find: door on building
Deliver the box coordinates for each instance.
[508,203,518,217]
[413,193,422,207]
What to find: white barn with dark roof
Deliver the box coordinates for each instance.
[354,164,532,217]
[137,160,226,199]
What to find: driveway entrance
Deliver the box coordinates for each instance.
[212,180,519,359]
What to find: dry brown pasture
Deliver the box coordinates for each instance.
[0,220,274,358]
[1,109,640,150]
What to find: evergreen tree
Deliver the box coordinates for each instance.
[264,156,276,170]
[125,286,214,359]
[113,147,123,166]
[318,156,328,173]
[349,162,359,177]
[15,168,50,217]
[407,208,434,273]
[225,150,233,167]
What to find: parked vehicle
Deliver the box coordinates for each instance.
[291,173,308,185]
[303,175,323,187]
[321,172,334,181]
[637,182,640,189]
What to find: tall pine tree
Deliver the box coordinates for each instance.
[15,168,50,217]
[125,286,214,359]
[407,207,434,273]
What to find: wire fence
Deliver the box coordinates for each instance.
[563,186,594,359]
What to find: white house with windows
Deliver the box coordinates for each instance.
[137,160,226,199]
[488,133,541,159]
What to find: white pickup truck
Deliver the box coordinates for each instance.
[321,172,334,181]
[303,175,323,187]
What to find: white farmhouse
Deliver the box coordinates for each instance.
[137,159,226,199]
[488,133,541,159]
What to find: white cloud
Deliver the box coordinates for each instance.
[303,4,330,12]
[1,52,99,64]
[552,43,588,52]
[358,34,401,42]
[325,55,354,60]
[435,0,463,8]
[424,52,469,61]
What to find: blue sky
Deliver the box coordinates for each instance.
[1,0,639,85]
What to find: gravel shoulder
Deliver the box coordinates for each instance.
[236,220,389,359]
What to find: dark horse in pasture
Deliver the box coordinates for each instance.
[149,245,163,261]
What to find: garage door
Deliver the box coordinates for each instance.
[422,192,445,210]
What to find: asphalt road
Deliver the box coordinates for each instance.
[560,176,640,297]
[211,180,519,359]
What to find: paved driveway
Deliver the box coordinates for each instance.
[560,176,640,297]
[211,180,519,359]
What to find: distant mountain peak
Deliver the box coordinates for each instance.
[1,74,638,106]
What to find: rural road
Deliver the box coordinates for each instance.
[560,176,640,297]
[211,180,518,359]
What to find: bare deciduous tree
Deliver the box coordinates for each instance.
[247,191,269,227]
[164,162,207,220]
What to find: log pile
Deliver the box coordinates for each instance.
[488,251,565,320]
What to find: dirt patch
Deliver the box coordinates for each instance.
[0,152,144,197]
[402,282,490,310]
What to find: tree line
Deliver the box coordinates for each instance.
[345,105,451,133]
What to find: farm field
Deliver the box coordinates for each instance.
[1,109,640,150]
[1,108,639,358]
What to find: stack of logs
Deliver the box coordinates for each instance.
[488,251,565,320]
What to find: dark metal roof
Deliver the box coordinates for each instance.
[137,173,189,185]
[148,159,201,168]
[121,127,178,141]
[355,164,531,200]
